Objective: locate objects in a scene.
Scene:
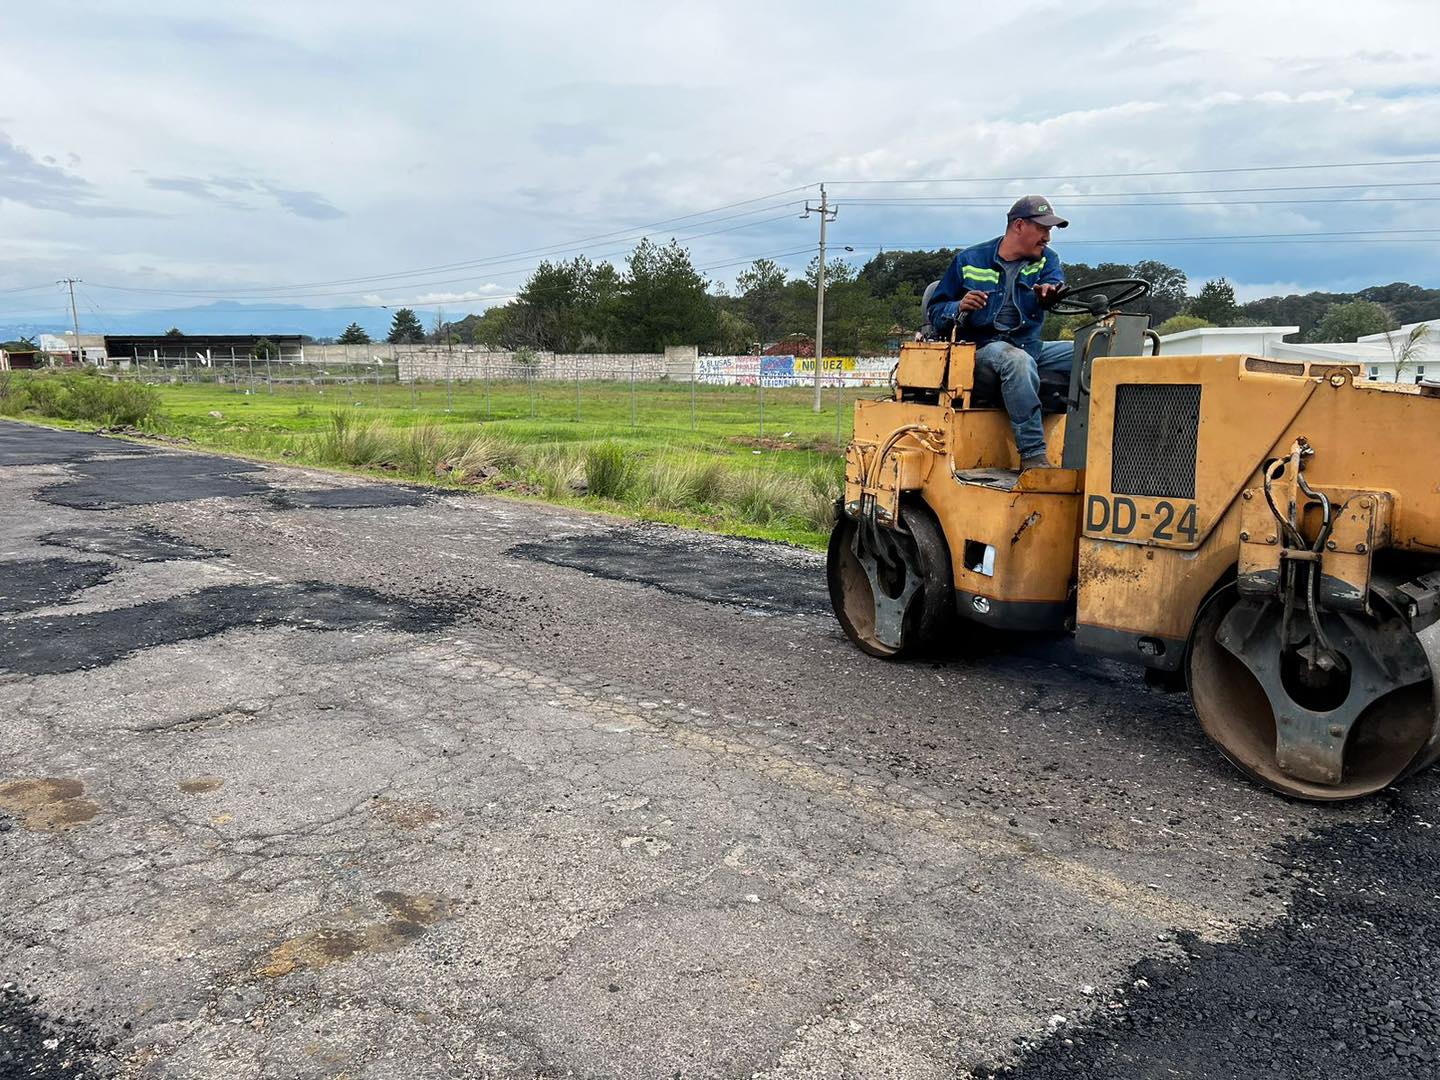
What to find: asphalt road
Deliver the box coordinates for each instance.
[1,419,1436,1080]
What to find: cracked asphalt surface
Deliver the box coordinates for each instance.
[1,419,1436,1079]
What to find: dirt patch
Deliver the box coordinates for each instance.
[728,435,802,451]
[177,776,224,794]
[0,778,100,832]
[371,798,442,829]
[255,892,450,978]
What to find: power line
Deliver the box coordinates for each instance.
[835,181,1440,203]
[85,205,810,302]
[828,230,1440,251]
[839,196,1440,210]
[86,187,816,299]
[822,157,1440,186]
[77,286,114,334]
[0,245,821,320]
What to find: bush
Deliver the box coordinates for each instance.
[1156,314,1213,337]
[12,372,160,426]
[585,441,636,500]
[0,372,30,416]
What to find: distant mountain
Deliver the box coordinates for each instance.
[0,302,453,343]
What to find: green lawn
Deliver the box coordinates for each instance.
[124,377,862,548]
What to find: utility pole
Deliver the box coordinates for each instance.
[802,186,838,412]
[58,278,83,364]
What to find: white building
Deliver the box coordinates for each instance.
[1159,319,1438,385]
[38,332,107,364]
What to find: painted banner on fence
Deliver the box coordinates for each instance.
[696,355,895,387]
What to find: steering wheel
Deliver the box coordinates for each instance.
[1048,278,1151,317]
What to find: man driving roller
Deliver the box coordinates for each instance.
[926,195,1070,471]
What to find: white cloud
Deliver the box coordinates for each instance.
[0,0,1437,325]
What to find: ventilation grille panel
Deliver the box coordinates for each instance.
[1111,384,1201,499]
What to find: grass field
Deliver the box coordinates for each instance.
[10,373,867,548]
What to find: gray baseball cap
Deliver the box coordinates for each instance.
[1007,195,1068,228]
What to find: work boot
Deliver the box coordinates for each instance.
[1019,454,1055,471]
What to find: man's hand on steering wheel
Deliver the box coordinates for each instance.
[1034,283,1063,308]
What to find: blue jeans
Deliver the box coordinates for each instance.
[974,339,1073,459]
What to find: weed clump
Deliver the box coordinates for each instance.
[585,441,637,500]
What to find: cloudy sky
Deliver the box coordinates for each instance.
[3,0,1439,334]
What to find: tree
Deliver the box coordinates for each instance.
[338,322,371,344]
[505,255,622,351]
[857,249,957,297]
[1156,314,1214,336]
[386,308,425,344]
[1385,322,1431,382]
[165,327,184,337]
[251,337,277,360]
[615,238,715,351]
[804,256,856,289]
[1187,278,1238,325]
[1313,300,1396,343]
[710,307,758,355]
[735,258,789,344]
[1130,260,1189,325]
[467,306,515,348]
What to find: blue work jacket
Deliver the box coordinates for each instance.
[926,237,1065,360]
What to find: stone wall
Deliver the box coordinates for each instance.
[391,345,699,383]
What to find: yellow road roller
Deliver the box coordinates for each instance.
[827,279,1440,800]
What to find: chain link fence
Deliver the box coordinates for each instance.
[102,353,900,444]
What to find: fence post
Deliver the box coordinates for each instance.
[575,356,581,423]
[265,348,273,393]
[690,364,697,432]
[629,356,636,429]
[835,374,844,443]
[445,348,454,413]
[758,370,764,438]
[528,366,536,419]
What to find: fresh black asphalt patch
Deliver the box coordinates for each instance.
[0,422,152,467]
[983,797,1440,1080]
[509,527,827,615]
[0,984,107,1080]
[37,454,270,510]
[5,422,431,514]
[265,486,430,510]
[0,581,462,676]
[0,558,114,615]
[38,526,226,563]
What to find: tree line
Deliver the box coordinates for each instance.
[330,239,1440,353]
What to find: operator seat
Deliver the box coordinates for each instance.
[920,279,1070,413]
